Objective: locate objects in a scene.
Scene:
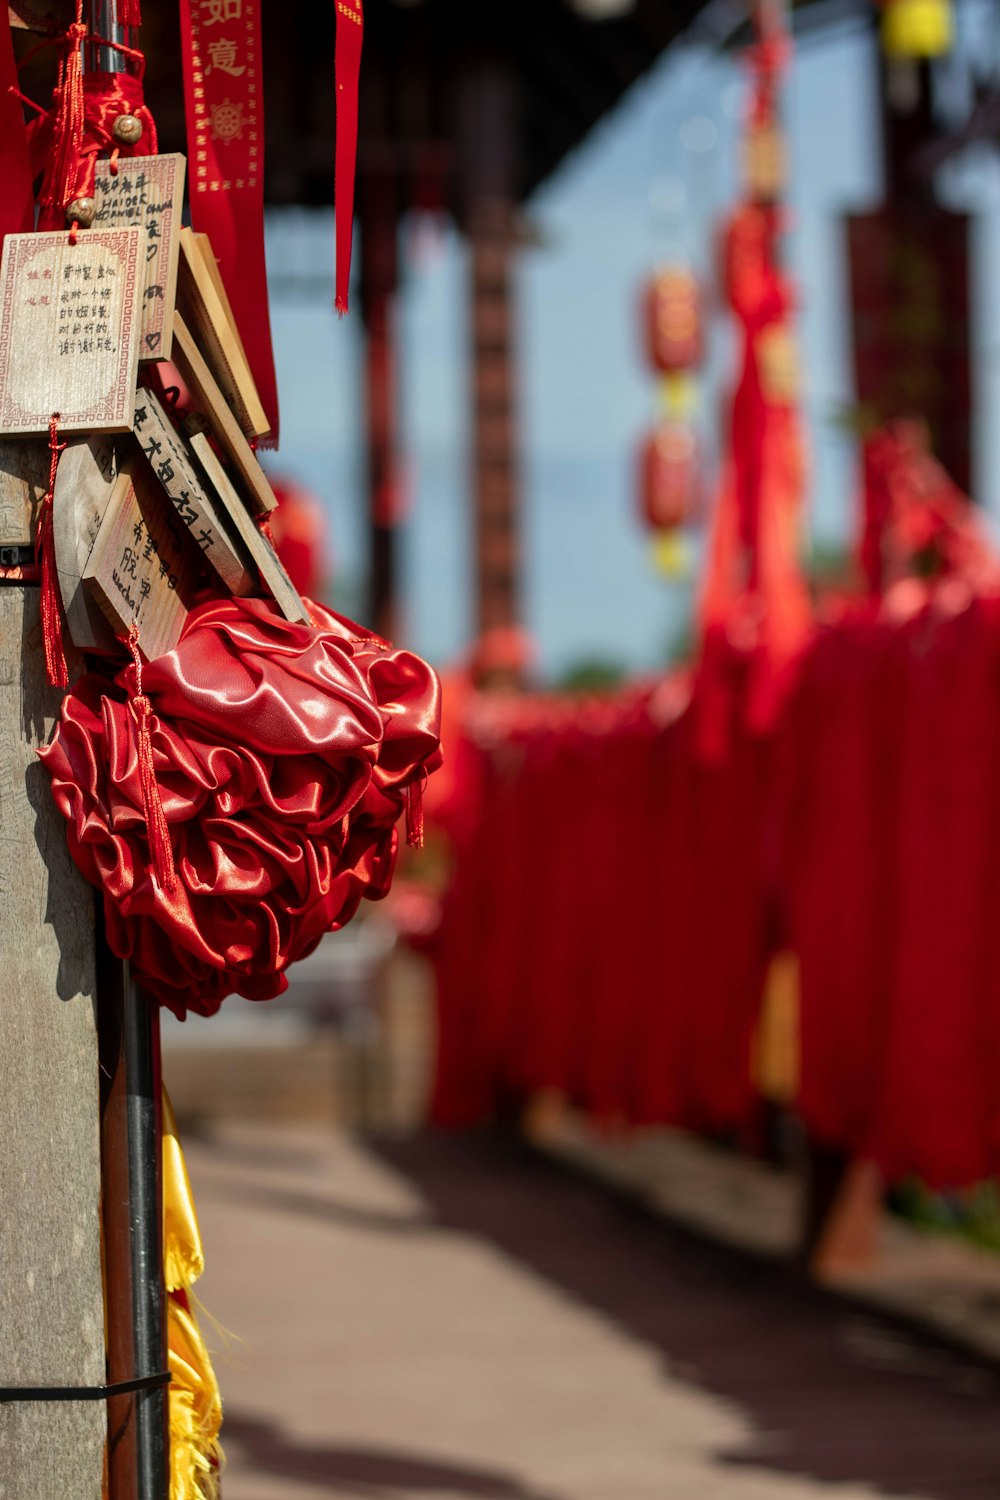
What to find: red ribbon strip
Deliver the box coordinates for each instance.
[37,414,69,689]
[178,0,279,444]
[126,621,177,893]
[334,0,363,315]
[0,9,35,245]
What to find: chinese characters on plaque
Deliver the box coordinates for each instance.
[0,228,142,434]
[83,450,199,658]
[133,388,255,596]
[93,154,186,361]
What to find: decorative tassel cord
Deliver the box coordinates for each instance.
[40,5,88,224]
[36,413,68,687]
[15,4,156,229]
[126,623,177,893]
[405,775,425,849]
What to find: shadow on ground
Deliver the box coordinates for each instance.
[222,1412,557,1500]
[359,1130,1000,1500]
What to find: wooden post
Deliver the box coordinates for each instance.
[0,574,106,1495]
[358,57,402,646]
[846,28,971,490]
[458,57,522,653]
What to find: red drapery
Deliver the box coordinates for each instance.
[431,591,1000,1189]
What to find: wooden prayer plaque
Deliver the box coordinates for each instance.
[170,311,277,515]
[177,227,269,439]
[93,154,186,363]
[0,228,142,435]
[53,434,122,652]
[186,423,310,624]
[195,232,251,369]
[133,388,255,597]
[82,450,200,659]
[0,437,48,546]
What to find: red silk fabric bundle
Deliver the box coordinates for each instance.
[40,597,441,1018]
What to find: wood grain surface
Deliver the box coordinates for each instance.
[0,587,105,1499]
[0,229,142,435]
[93,154,186,363]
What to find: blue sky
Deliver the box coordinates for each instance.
[263,2,1000,681]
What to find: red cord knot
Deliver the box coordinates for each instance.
[37,414,68,687]
[126,623,177,894]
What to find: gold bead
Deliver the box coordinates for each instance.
[66,196,96,227]
[112,114,143,146]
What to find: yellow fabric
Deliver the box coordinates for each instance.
[752,951,801,1107]
[163,1091,205,1294]
[163,1090,224,1500]
[881,0,952,58]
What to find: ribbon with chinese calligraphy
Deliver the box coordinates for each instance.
[178,0,279,443]
[335,0,363,315]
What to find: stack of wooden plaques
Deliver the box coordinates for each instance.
[0,152,309,662]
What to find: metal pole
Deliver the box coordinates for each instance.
[124,970,168,1500]
[83,6,168,1495]
[87,0,128,76]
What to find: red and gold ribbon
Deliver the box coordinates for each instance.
[178,0,279,443]
[334,0,363,315]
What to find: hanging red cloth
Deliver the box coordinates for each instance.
[696,203,812,761]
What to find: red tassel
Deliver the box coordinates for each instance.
[37,414,68,688]
[39,10,89,219]
[116,0,141,28]
[404,776,425,849]
[126,624,177,894]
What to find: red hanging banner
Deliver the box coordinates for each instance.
[334,0,363,315]
[0,10,36,245]
[178,0,279,443]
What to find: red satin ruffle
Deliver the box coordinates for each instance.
[39,596,441,1018]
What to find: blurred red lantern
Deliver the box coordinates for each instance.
[638,421,700,532]
[643,267,702,375]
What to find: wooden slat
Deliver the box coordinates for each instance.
[52,434,122,652]
[170,311,277,516]
[194,232,252,370]
[186,423,310,624]
[177,228,269,439]
[133,387,256,597]
[0,587,105,1499]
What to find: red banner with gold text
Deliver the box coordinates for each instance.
[178,0,279,444]
[335,0,363,314]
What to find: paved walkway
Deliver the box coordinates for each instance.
[185,1125,1000,1500]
